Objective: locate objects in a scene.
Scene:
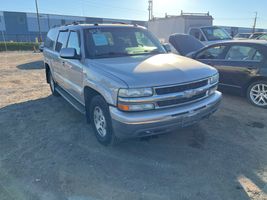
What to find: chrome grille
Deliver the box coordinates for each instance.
[154,79,211,108]
[155,79,208,95]
[157,91,207,107]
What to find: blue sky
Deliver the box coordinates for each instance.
[1,0,267,28]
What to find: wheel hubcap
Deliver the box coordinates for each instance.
[250,83,267,106]
[93,106,107,137]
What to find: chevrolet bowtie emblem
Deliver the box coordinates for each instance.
[184,90,197,98]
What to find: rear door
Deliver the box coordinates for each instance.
[64,30,84,102]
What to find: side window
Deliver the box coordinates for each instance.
[253,51,264,61]
[55,31,69,52]
[196,45,226,60]
[67,31,81,55]
[44,29,58,50]
[225,45,263,61]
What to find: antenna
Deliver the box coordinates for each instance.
[148,0,153,21]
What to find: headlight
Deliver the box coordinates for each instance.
[118,103,155,111]
[209,73,219,85]
[118,88,153,98]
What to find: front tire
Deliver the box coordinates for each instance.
[247,81,267,108]
[89,95,118,145]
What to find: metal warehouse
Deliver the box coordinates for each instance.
[0,11,146,42]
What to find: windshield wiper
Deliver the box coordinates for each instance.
[95,52,130,58]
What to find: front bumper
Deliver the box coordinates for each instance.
[110,91,222,139]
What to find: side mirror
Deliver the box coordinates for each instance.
[162,43,172,53]
[60,48,80,59]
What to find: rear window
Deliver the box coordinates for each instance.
[44,29,58,50]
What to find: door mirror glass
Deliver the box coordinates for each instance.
[60,48,80,59]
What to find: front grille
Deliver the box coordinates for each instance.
[155,79,208,95]
[157,92,207,107]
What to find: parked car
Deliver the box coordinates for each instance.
[257,34,267,40]
[43,24,222,145]
[249,32,266,39]
[169,34,267,108]
[234,33,252,40]
[39,42,44,52]
[188,26,232,45]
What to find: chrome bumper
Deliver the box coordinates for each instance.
[110,91,222,139]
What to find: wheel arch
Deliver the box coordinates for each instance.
[45,63,50,83]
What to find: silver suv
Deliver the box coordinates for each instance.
[43,23,222,145]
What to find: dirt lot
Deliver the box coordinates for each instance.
[0,52,267,200]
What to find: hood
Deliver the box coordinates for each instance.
[169,34,204,56]
[87,53,217,88]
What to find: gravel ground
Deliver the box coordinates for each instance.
[0,52,267,200]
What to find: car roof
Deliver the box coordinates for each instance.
[207,39,267,46]
[51,23,145,31]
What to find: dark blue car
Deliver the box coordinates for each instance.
[170,34,267,108]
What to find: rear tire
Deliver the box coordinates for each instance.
[247,80,267,108]
[48,71,60,97]
[88,95,118,145]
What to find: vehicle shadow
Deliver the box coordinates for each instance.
[0,95,266,200]
[17,60,44,70]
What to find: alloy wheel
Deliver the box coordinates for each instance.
[93,106,107,137]
[249,83,267,106]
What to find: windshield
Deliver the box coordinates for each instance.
[84,27,166,59]
[201,27,232,41]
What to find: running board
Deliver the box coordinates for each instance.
[55,86,86,115]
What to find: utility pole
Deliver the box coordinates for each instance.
[252,12,258,33]
[148,0,153,21]
[35,0,42,42]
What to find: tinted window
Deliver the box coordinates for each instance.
[196,45,226,60]
[225,45,263,61]
[84,27,166,59]
[67,31,81,55]
[44,29,58,50]
[55,31,69,52]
